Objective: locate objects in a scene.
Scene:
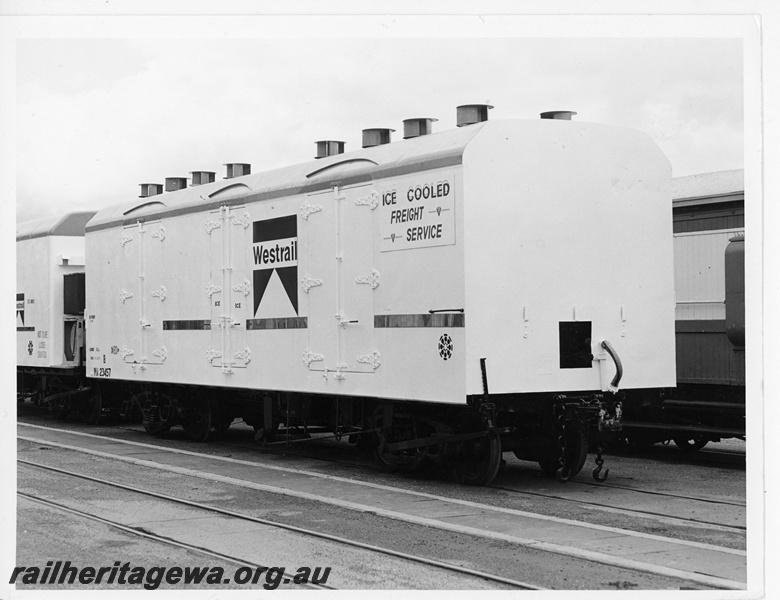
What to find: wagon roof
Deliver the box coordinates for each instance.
[85,121,488,233]
[84,117,659,232]
[16,211,97,241]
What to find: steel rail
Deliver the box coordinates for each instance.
[206,430,746,533]
[35,421,748,516]
[198,428,748,511]
[491,485,746,533]
[210,431,746,532]
[18,459,545,591]
[566,480,746,508]
[17,491,334,590]
[16,424,747,590]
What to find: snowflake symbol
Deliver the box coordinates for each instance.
[438,334,454,360]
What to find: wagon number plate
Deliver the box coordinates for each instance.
[92,367,112,378]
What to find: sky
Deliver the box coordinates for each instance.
[9,22,750,223]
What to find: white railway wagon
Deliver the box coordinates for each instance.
[83,108,675,484]
[16,211,102,419]
[17,212,95,370]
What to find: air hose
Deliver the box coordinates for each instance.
[600,340,623,393]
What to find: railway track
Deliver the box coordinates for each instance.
[17,492,334,590]
[609,441,746,469]
[548,478,746,509]
[18,414,747,539]
[18,422,747,590]
[18,459,540,590]
[126,422,748,531]
[206,432,747,536]
[492,482,745,535]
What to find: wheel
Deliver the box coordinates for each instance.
[82,389,103,425]
[374,433,402,472]
[55,395,71,420]
[180,393,212,442]
[537,424,588,478]
[373,420,409,472]
[139,391,174,435]
[673,436,708,452]
[456,431,502,486]
[143,420,171,435]
[372,411,426,472]
[253,421,280,446]
[45,378,71,419]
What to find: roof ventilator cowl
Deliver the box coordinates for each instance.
[139,183,164,198]
[540,111,577,120]
[315,140,345,159]
[456,104,493,127]
[403,118,438,139]
[190,171,216,186]
[165,177,188,192]
[362,128,394,148]
[224,163,251,179]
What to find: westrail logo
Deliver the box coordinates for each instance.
[252,215,298,316]
[17,293,25,326]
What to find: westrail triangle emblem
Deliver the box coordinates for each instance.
[17,293,24,326]
[252,215,298,316]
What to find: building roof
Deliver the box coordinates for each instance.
[672,169,744,204]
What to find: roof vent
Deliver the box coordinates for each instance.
[139,183,164,198]
[540,111,577,120]
[403,118,438,139]
[190,171,216,186]
[362,128,394,148]
[315,140,345,159]
[456,104,493,127]
[224,163,251,179]
[165,177,188,192]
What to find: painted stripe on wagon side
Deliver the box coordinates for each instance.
[162,320,211,331]
[246,317,308,330]
[374,314,465,328]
